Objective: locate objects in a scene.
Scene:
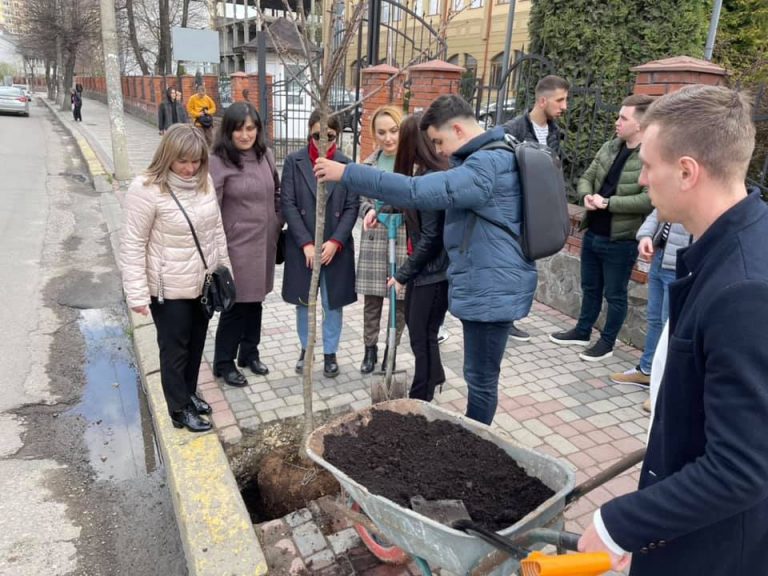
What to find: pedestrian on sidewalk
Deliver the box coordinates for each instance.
[209,102,282,387]
[549,94,654,362]
[187,83,216,146]
[578,85,768,576]
[356,105,407,374]
[158,87,188,135]
[281,110,358,378]
[119,124,231,433]
[388,113,449,402]
[71,88,82,122]
[608,208,691,397]
[503,74,569,342]
[315,95,537,425]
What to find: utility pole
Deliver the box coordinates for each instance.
[703,0,723,61]
[496,0,516,125]
[99,0,131,181]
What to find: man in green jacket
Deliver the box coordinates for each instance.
[550,94,654,361]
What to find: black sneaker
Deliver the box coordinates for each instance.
[508,323,531,342]
[579,339,614,362]
[549,328,591,346]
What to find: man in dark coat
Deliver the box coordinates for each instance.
[502,74,569,341]
[578,85,768,576]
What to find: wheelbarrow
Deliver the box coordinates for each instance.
[306,399,645,576]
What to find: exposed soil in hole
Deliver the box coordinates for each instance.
[323,411,554,531]
[228,417,339,522]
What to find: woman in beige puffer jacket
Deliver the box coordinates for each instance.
[119,124,231,432]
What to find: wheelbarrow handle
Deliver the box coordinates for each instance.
[454,520,583,554]
[566,447,646,506]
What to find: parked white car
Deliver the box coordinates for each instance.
[11,84,32,102]
[0,86,30,116]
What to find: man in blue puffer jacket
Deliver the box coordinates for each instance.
[315,94,537,425]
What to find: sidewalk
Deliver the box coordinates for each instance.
[66,96,648,572]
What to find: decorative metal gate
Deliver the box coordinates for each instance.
[264,0,447,164]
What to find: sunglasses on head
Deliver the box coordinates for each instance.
[311,132,337,142]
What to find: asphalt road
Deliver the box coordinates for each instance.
[0,101,186,575]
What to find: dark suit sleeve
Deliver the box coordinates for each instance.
[395,210,444,284]
[280,156,314,246]
[330,184,359,246]
[601,280,768,551]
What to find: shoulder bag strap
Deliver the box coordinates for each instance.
[168,189,209,270]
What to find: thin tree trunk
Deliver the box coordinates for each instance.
[157,0,171,74]
[181,0,190,27]
[126,0,150,75]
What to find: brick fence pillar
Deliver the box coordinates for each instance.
[631,55,727,96]
[230,71,249,102]
[407,60,464,114]
[359,64,404,160]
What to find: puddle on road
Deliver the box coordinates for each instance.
[68,307,160,481]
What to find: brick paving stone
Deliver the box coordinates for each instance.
[217,425,243,445]
[293,522,328,557]
[306,549,336,570]
[570,405,596,419]
[523,420,553,437]
[327,528,361,555]
[569,435,595,450]
[211,410,237,428]
[239,415,262,430]
[586,413,620,428]
[555,408,579,423]
[586,444,624,464]
[544,434,579,456]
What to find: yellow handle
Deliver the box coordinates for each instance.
[520,551,613,576]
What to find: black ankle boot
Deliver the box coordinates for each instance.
[170,406,212,432]
[295,349,306,374]
[381,346,397,372]
[324,354,339,378]
[360,345,377,374]
[190,393,212,415]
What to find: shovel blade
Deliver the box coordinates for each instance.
[410,495,472,526]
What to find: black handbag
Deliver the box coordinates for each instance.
[276,228,286,265]
[169,190,236,319]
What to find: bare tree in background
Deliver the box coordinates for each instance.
[18,0,100,106]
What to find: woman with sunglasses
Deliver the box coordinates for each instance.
[356,105,407,374]
[208,102,282,387]
[281,111,359,377]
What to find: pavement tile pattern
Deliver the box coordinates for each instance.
[69,97,647,575]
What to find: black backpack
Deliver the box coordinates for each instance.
[476,134,570,260]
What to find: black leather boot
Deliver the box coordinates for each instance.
[324,354,339,378]
[171,407,212,432]
[190,393,212,415]
[238,355,269,376]
[381,346,397,372]
[295,349,306,374]
[360,345,377,374]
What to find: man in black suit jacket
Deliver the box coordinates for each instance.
[578,85,768,575]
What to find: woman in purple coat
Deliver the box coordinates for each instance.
[209,102,282,387]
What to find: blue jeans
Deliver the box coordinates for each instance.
[462,319,513,425]
[575,231,638,346]
[639,250,676,373]
[296,272,343,354]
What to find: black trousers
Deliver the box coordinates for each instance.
[73,104,82,121]
[213,302,263,372]
[404,280,449,401]
[149,297,209,413]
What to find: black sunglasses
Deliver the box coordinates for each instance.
[311,132,337,142]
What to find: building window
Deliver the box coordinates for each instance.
[428,0,440,14]
[453,0,463,11]
[464,54,478,78]
[285,64,305,107]
[489,52,504,87]
[470,0,483,7]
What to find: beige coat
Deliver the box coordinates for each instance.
[119,175,231,308]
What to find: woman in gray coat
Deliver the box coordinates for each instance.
[281,111,358,378]
[158,87,188,134]
[209,102,282,387]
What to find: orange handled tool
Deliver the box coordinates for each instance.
[520,551,612,576]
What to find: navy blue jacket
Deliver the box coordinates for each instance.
[602,192,768,575]
[342,127,537,322]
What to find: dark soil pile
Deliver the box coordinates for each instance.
[323,411,554,531]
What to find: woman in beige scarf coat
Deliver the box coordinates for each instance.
[120,124,231,432]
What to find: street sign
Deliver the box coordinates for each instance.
[171,27,220,63]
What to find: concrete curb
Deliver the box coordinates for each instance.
[40,96,268,576]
